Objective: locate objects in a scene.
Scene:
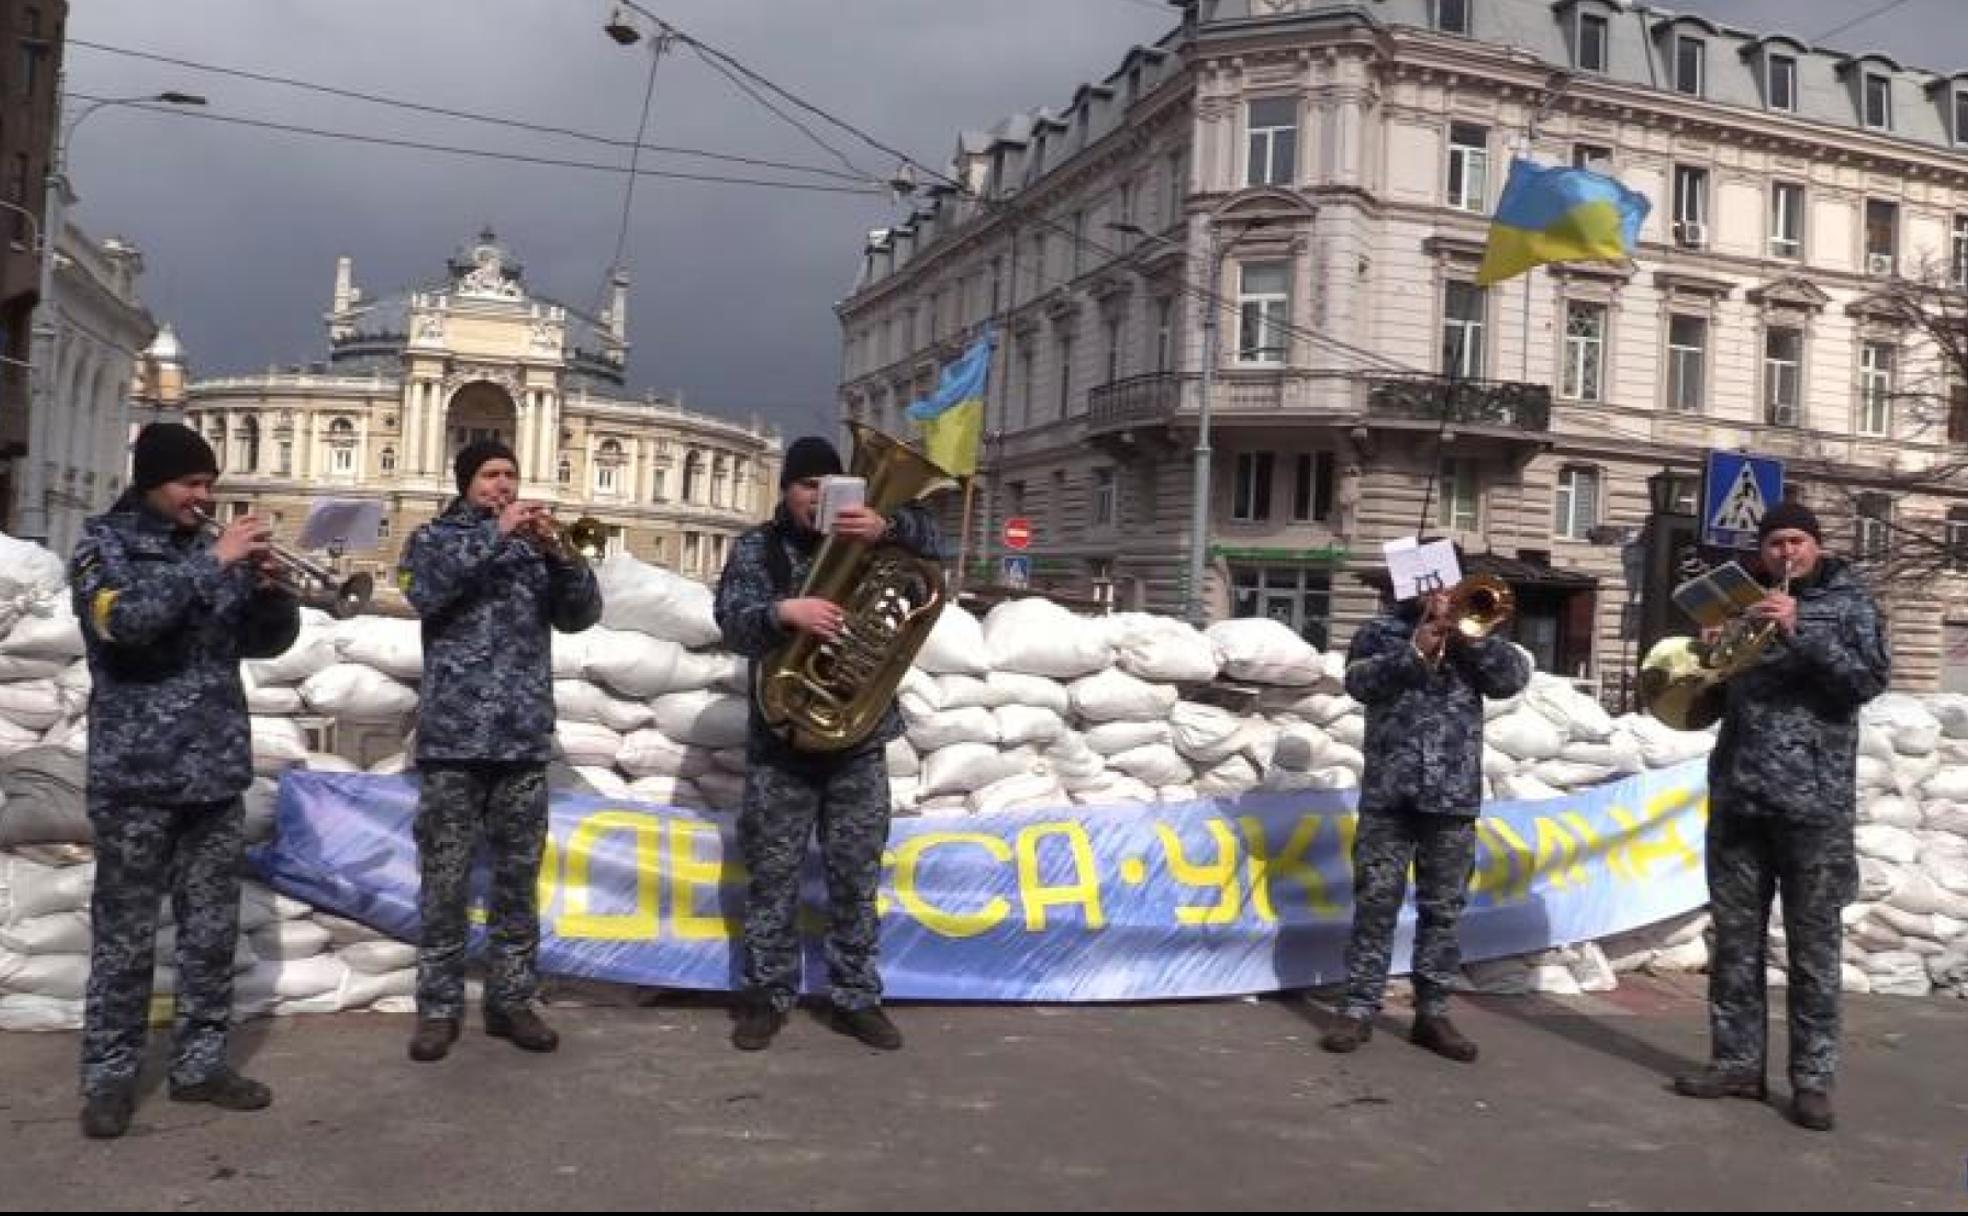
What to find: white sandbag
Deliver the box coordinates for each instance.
[1861,794,1922,829]
[1922,767,1968,802]
[579,627,683,699]
[1290,693,1357,727]
[985,671,1072,716]
[369,751,411,775]
[0,991,82,1031]
[1533,759,1616,790]
[1864,950,1931,996]
[916,605,990,676]
[0,655,65,681]
[300,663,418,720]
[628,774,700,806]
[1856,824,1922,866]
[1488,708,1565,762]
[554,680,656,733]
[1481,745,1515,778]
[649,691,750,750]
[1620,713,1715,768]
[335,615,424,679]
[967,771,1066,814]
[934,674,1010,710]
[1927,852,1968,897]
[1196,754,1260,796]
[596,553,721,647]
[337,965,417,1009]
[885,736,920,779]
[616,730,714,779]
[1205,617,1321,686]
[309,912,385,950]
[918,743,1026,798]
[1326,714,1365,749]
[1320,742,1365,775]
[889,775,921,813]
[1105,613,1219,684]
[1925,801,1968,836]
[0,534,69,633]
[1239,720,1282,770]
[244,618,340,687]
[1068,773,1158,806]
[1107,743,1192,786]
[898,666,945,719]
[235,954,350,1002]
[1929,694,1968,740]
[0,679,63,730]
[1084,720,1172,756]
[0,947,89,998]
[0,909,90,955]
[0,599,84,659]
[0,714,39,744]
[983,599,1114,679]
[908,706,1000,752]
[1168,702,1244,765]
[1268,725,1328,772]
[1043,734,1110,791]
[994,704,1065,746]
[48,720,86,756]
[1523,674,1614,743]
[1858,857,1905,903]
[1068,668,1177,723]
[1560,736,1643,774]
[675,649,741,694]
[249,919,331,961]
[250,717,310,777]
[1494,772,1566,802]
[1854,754,1893,792]
[556,721,624,768]
[246,682,305,715]
[574,765,632,798]
[330,937,415,976]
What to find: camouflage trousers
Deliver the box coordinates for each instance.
[414,763,549,1021]
[1706,805,1857,1090]
[80,796,245,1097]
[737,746,892,1013]
[1339,807,1478,1019]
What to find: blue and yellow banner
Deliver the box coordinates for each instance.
[904,331,994,477]
[257,763,1708,1002]
[1474,157,1651,286]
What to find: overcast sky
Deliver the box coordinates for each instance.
[64,0,1965,443]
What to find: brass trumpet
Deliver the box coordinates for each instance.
[191,507,374,619]
[1445,573,1515,640]
[519,508,607,564]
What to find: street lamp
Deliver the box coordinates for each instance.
[1108,216,1266,627]
[16,89,205,542]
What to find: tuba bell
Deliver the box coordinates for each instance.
[754,422,959,753]
[1638,559,1789,731]
[1443,573,1514,640]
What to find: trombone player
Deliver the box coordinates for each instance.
[397,439,602,1064]
[1672,501,1889,1132]
[1322,545,1529,1062]
[70,422,300,1138]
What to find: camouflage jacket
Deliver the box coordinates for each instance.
[400,499,603,763]
[1710,557,1890,824]
[72,492,301,803]
[715,502,941,762]
[1344,604,1531,817]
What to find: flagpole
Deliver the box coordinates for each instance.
[955,475,978,593]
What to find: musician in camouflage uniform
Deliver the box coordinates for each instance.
[714,436,940,1052]
[1321,558,1530,1062]
[1673,501,1889,1132]
[70,422,300,1139]
[397,439,602,1063]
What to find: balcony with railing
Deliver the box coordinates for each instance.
[1360,373,1551,435]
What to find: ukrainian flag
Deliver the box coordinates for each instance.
[905,330,995,477]
[1474,158,1651,287]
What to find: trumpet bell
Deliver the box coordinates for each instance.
[1447,573,1514,640]
[562,516,608,563]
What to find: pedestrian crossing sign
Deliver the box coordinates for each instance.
[1701,450,1785,551]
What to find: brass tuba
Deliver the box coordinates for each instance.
[1639,560,1790,731]
[1444,573,1514,640]
[754,422,959,752]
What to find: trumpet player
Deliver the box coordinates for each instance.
[396,439,602,1064]
[1322,550,1529,1062]
[714,436,940,1053]
[69,422,301,1138]
[1673,502,1889,1132]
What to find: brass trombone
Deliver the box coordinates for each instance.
[191,506,374,619]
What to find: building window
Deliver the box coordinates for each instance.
[1155,299,1174,372]
[1860,342,1894,437]
[558,458,573,486]
[1447,123,1488,212]
[1769,182,1804,259]
[327,417,356,475]
[1233,452,1274,522]
[1092,467,1116,527]
[1947,506,1968,573]
[1764,328,1803,425]
[1767,53,1798,111]
[1865,200,1898,275]
[1070,210,1085,277]
[376,515,391,540]
[652,468,667,501]
[1952,214,1967,288]
[1246,97,1298,188]
[1291,451,1334,522]
[6,154,25,243]
[1576,11,1608,72]
[277,441,292,475]
[1442,282,1486,379]
[1230,567,1331,648]
[1433,0,1470,35]
[1104,314,1123,384]
[595,439,624,494]
[1955,88,1968,147]
[1863,73,1893,130]
[1949,382,1968,445]
[1572,143,1612,172]
[1561,301,1605,402]
[1673,166,1708,247]
[1057,334,1074,418]
[1437,458,1479,531]
[1856,493,1891,560]
[1668,315,1707,413]
[239,418,261,471]
[1165,151,1184,229]
[606,525,626,560]
[1017,344,1035,429]
[379,445,397,473]
[1007,479,1027,519]
[1553,465,1600,540]
[1675,36,1704,96]
[1237,262,1289,364]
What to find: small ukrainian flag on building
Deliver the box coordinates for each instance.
[905,330,995,477]
[1474,157,1651,286]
